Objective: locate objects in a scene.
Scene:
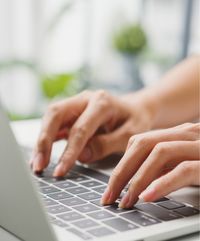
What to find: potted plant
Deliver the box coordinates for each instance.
[113,23,147,90]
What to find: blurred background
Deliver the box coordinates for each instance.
[0,0,199,120]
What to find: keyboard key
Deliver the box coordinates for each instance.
[42,171,77,182]
[87,210,114,220]
[81,180,103,188]
[41,186,60,194]
[43,198,58,206]
[67,228,92,240]
[52,219,69,228]
[73,204,99,213]
[103,218,138,231]
[92,186,106,194]
[67,187,90,195]
[48,205,71,214]
[174,206,200,216]
[71,165,109,183]
[78,192,101,201]
[135,203,182,221]
[106,203,132,214]
[71,176,90,183]
[57,211,85,222]
[87,227,115,237]
[66,172,81,179]
[42,177,64,184]
[65,172,90,182]
[72,218,99,229]
[90,199,104,207]
[60,197,87,207]
[54,180,77,189]
[48,191,73,200]
[158,200,185,210]
[153,197,169,203]
[120,211,161,226]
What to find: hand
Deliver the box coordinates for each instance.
[30,90,155,177]
[101,123,200,208]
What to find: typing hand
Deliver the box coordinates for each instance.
[30,90,154,177]
[101,123,200,208]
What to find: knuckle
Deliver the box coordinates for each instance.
[94,90,110,109]
[95,89,108,99]
[181,122,199,132]
[128,136,135,146]
[134,134,150,147]
[178,161,193,176]
[190,123,200,133]
[177,122,200,141]
[47,103,61,120]
[153,142,169,156]
[71,125,87,139]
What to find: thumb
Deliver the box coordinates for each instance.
[78,124,130,163]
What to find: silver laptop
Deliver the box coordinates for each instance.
[0,103,199,241]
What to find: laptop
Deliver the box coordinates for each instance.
[0,103,199,241]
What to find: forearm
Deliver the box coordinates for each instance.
[123,56,200,129]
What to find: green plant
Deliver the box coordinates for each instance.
[41,72,77,99]
[113,24,147,55]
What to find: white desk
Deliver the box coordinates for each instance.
[0,120,199,241]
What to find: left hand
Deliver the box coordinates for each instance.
[101,123,200,208]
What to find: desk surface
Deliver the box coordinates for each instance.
[1,119,199,241]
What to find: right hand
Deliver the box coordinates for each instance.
[30,89,155,177]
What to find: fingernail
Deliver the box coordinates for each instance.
[101,186,112,205]
[53,162,66,177]
[119,191,132,208]
[139,186,156,202]
[80,147,92,162]
[33,152,43,172]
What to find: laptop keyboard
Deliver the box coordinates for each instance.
[30,162,200,240]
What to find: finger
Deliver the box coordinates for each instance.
[78,122,131,163]
[102,125,199,206]
[31,92,89,172]
[139,160,200,202]
[53,91,114,176]
[101,129,170,205]
[31,106,63,172]
[119,140,199,208]
[101,137,153,205]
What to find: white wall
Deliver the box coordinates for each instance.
[0,0,199,116]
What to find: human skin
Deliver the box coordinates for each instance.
[31,56,200,205]
[101,123,200,208]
